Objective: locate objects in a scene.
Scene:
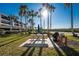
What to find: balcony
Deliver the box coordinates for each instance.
[0,23,11,29]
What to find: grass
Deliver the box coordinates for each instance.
[0,33,32,55]
[0,33,58,56]
[64,34,79,53]
[0,33,79,56]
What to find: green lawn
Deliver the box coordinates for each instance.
[0,33,79,56]
[0,33,58,56]
[0,33,32,55]
[65,34,79,53]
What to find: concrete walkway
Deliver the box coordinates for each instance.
[19,34,66,55]
[19,38,54,47]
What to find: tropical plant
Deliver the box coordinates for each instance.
[49,4,55,29]
[42,3,55,34]
[8,15,19,32]
[38,8,42,30]
[64,3,74,33]
[28,10,38,33]
[19,5,28,34]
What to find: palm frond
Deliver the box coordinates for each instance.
[64,3,70,8]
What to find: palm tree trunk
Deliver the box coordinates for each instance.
[25,15,27,34]
[70,3,74,33]
[43,18,45,33]
[10,17,12,32]
[50,11,52,30]
[20,16,22,34]
[40,17,41,28]
[40,16,42,29]
[32,16,34,33]
[47,12,50,34]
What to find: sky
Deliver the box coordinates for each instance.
[0,3,79,29]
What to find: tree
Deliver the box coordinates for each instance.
[8,15,13,32]
[49,4,55,29]
[42,3,55,35]
[42,3,49,30]
[24,6,28,34]
[64,3,74,34]
[38,24,40,33]
[38,8,42,32]
[28,10,38,33]
[9,15,19,32]
[19,5,28,34]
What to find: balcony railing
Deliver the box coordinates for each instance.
[0,23,11,28]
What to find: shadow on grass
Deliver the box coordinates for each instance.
[49,37,64,56]
[49,36,79,56]
[21,47,35,56]
[38,47,43,56]
[21,47,31,56]
[21,34,45,56]
[38,34,45,56]
[21,43,36,56]
[27,47,35,56]
[0,34,14,38]
[60,46,79,56]
[0,35,26,47]
[0,35,20,43]
[21,34,38,56]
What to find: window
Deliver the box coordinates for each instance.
[1,15,10,20]
[1,20,10,25]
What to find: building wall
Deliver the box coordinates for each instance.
[0,13,26,31]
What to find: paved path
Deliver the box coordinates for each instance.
[19,38,54,47]
[19,34,66,55]
[19,34,54,47]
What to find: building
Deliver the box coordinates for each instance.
[0,13,11,29]
[0,13,26,32]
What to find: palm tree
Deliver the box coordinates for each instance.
[28,10,38,33]
[14,16,19,31]
[42,3,50,34]
[24,6,28,34]
[9,15,19,32]
[19,5,27,34]
[42,3,55,36]
[8,15,13,32]
[49,4,55,29]
[42,3,49,30]
[64,3,74,34]
[38,8,42,31]
[19,12,22,32]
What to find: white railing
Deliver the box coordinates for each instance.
[0,23,11,28]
